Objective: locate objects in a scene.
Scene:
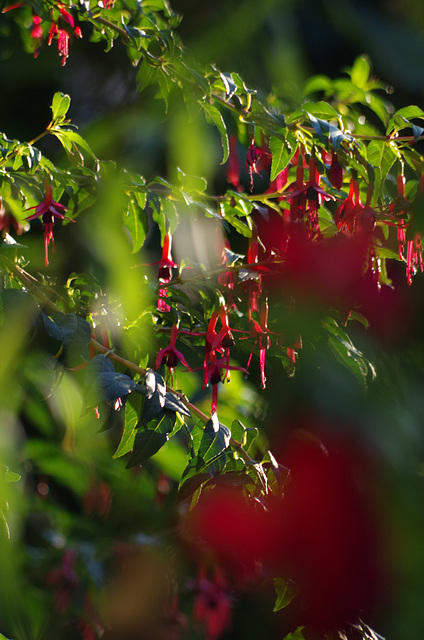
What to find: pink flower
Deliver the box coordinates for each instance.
[25,180,73,266]
[30,14,43,58]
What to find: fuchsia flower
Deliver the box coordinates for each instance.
[226,134,241,190]
[30,14,43,57]
[240,229,263,320]
[335,176,376,236]
[245,136,272,192]
[201,307,246,413]
[191,566,232,640]
[285,156,335,237]
[241,299,278,389]
[155,231,179,311]
[328,149,343,191]
[48,4,82,66]
[45,548,79,614]
[25,181,73,266]
[154,324,191,383]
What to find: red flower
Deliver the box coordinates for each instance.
[45,548,79,613]
[201,308,245,413]
[226,134,241,190]
[285,156,335,237]
[335,177,376,236]
[154,231,178,311]
[25,181,73,266]
[191,567,232,640]
[30,14,43,58]
[241,299,279,389]
[154,324,191,381]
[245,136,272,192]
[48,5,82,66]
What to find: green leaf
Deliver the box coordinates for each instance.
[301,101,339,120]
[282,628,306,640]
[54,313,92,368]
[113,401,139,459]
[124,199,146,253]
[161,198,179,233]
[269,135,297,182]
[198,413,231,464]
[323,317,376,388]
[164,391,191,417]
[201,102,229,164]
[51,92,71,120]
[139,369,167,425]
[367,140,398,195]
[127,410,176,467]
[231,419,247,446]
[387,106,424,135]
[273,577,297,612]
[350,55,371,89]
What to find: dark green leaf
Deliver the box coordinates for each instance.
[127,410,176,467]
[54,313,91,368]
[164,391,191,417]
[139,369,167,425]
[198,413,231,464]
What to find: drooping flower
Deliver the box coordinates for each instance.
[155,231,179,312]
[48,4,82,66]
[30,14,43,57]
[25,180,73,266]
[285,156,335,237]
[241,299,278,389]
[0,198,24,237]
[191,566,233,640]
[328,149,343,191]
[201,307,245,413]
[239,229,263,320]
[245,135,272,192]
[154,324,191,384]
[335,176,376,236]
[45,548,79,614]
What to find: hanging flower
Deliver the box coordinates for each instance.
[245,136,272,192]
[48,4,82,66]
[25,180,74,266]
[335,177,376,236]
[154,231,178,312]
[30,14,43,57]
[191,567,233,640]
[226,134,241,190]
[154,324,191,384]
[45,548,79,614]
[241,299,278,389]
[285,156,335,237]
[328,149,343,191]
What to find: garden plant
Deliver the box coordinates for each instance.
[1,1,424,639]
